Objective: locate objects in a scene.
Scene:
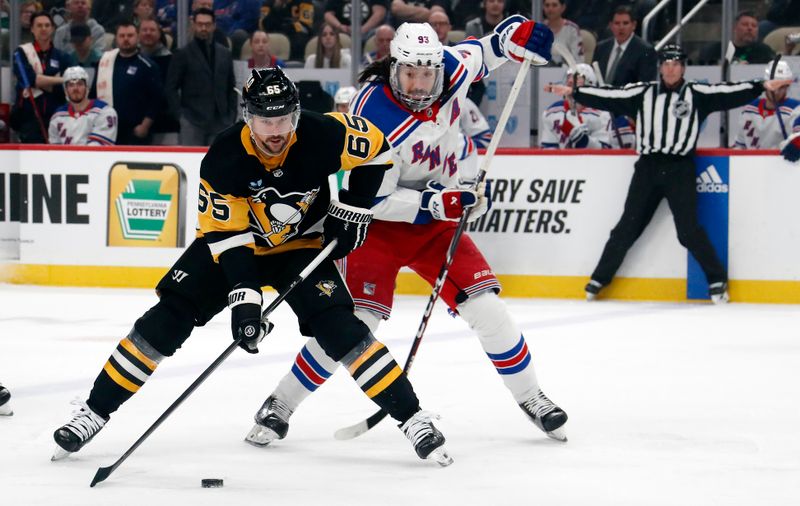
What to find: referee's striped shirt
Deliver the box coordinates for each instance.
[574,80,764,155]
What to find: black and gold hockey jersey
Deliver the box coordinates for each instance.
[198,110,392,261]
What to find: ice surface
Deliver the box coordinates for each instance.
[1,285,798,505]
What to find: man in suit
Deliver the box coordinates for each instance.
[165,7,237,146]
[592,5,656,87]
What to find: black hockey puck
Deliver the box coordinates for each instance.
[201,479,223,488]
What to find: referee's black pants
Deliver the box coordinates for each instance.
[591,154,727,286]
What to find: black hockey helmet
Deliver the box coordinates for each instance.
[241,67,300,118]
[658,44,687,64]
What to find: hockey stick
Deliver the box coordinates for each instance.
[13,52,49,143]
[90,239,338,487]
[768,54,789,140]
[334,60,532,441]
[720,41,735,146]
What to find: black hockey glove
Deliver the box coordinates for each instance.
[322,197,373,260]
[228,283,274,354]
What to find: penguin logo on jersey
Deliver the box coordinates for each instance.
[250,187,319,246]
[316,280,337,297]
[672,100,691,119]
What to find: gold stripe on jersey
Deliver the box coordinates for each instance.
[241,124,298,171]
[364,365,403,398]
[327,113,393,172]
[119,338,158,370]
[346,343,405,399]
[102,338,160,393]
[103,362,140,393]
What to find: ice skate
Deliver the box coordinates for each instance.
[0,383,12,416]
[709,282,729,304]
[584,280,603,301]
[519,390,568,442]
[245,395,292,447]
[52,400,108,460]
[399,410,453,467]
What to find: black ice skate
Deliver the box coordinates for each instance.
[519,389,568,442]
[585,280,603,301]
[52,400,108,460]
[245,395,292,447]
[399,410,453,467]
[709,282,729,304]
[0,383,12,416]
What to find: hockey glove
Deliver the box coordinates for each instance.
[228,283,273,354]
[779,131,800,162]
[495,15,553,65]
[420,180,480,222]
[322,198,373,260]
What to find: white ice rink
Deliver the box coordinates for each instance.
[1,284,798,505]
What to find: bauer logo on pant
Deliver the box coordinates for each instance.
[316,280,337,297]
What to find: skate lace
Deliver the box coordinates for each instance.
[64,399,106,441]
[522,390,556,419]
[265,396,293,422]
[400,410,440,447]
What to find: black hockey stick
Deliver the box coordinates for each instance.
[90,239,338,487]
[720,41,735,146]
[334,60,533,440]
[768,54,789,140]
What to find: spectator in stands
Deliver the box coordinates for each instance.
[91,0,134,33]
[53,0,105,54]
[49,66,117,145]
[699,11,775,65]
[429,10,451,44]
[759,1,800,44]
[324,0,387,38]
[734,60,800,152]
[593,5,655,86]
[542,0,582,66]
[215,0,261,58]
[166,7,236,146]
[363,23,393,64]
[247,30,285,68]
[465,0,503,39]
[260,0,314,61]
[93,21,163,145]
[11,11,70,143]
[67,23,102,69]
[191,0,232,48]
[304,22,351,68]
[132,0,155,27]
[390,0,446,26]
[450,0,480,31]
[19,0,43,44]
[139,16,178,144]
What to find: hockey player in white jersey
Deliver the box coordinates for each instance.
[733,60,800,162]
[246,17,569,449]
[48,66,117,145]
[461,96,492,149]
[541,63,634,149]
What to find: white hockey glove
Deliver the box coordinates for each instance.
[229,283,273,354]
[494,15,553,65]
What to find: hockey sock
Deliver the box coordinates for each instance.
[274,338,339,412]
[341,334,419,423]
[459,292,541,402]
[87,331,164,418]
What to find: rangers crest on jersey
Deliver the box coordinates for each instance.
[251,187,319,246]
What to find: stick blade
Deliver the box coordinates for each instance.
[90,465,115,487]
[333,410,388,440]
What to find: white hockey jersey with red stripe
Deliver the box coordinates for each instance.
[733,97,800,149]
[48,99,118,146]
[348,37,508,223]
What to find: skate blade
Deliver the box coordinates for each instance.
[51,445,72,461]
[585,292,596,301]
[546,427,568,442]
[244,424,280,447]
[0,405,12,416]
[428,447,454,467]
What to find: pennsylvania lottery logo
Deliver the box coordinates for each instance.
[696,165,728,193]
[115,180,172,240]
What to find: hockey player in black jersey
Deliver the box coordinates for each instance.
[52,67,452,466]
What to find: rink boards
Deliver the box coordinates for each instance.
[0,146,798,303]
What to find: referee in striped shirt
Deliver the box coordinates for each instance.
[548,44,791,302]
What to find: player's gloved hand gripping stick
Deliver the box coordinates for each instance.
[335,55,538,441]
[90,240,338,487]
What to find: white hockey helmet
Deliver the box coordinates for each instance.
[764,60,794,81]
[334,86,357,106]
[566,63,597,86]
[62,66,89,89]
[389,22,444,111]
